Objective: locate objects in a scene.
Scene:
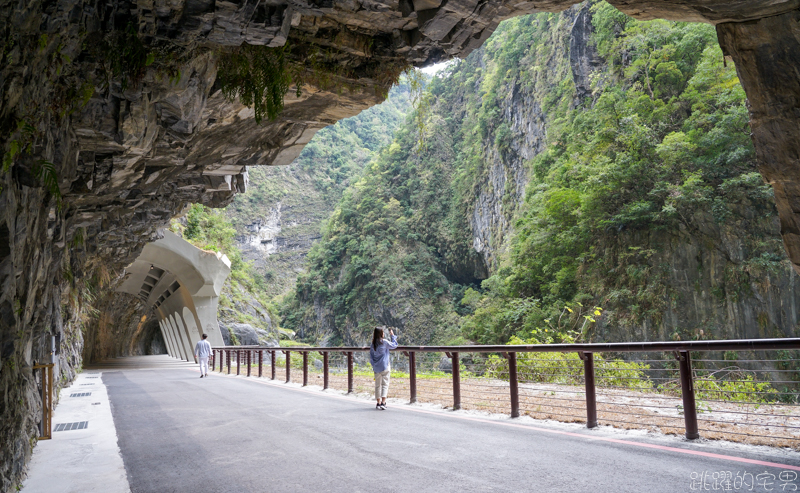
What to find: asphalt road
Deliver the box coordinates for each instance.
[103,369,800,493]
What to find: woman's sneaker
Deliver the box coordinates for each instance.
[376,403,383,410]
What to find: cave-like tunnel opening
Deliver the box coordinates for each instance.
[2,0,800,489]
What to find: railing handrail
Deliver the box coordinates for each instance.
[212,337,800,353]
[208,337,800,443]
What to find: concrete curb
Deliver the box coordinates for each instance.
[22,371,131,493]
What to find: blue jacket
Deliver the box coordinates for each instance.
[369,335,398,373]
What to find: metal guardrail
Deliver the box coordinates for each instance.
[211,338,800,445]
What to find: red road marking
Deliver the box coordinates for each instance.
[210,370,800,471]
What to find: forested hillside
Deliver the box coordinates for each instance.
[225,83,415,298]
[168,83,416,343]
[282,1,800,347]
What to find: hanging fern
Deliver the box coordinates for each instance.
[86,22,154,92]
[217,44,292,124]
[217,42,413,124]
[34,160,62,210]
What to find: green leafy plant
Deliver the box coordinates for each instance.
[87,23,156,91]
[217,44,292,124]
[2,120,37,172]
[33,160,62,210]
[659,368,777,405]
[479,342,653,390]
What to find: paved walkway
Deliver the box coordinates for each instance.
[22,356,196,493]
[23,355,800,492]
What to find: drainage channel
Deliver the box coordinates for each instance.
[54,421,89,432]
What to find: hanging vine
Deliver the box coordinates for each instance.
[216,44,292,124]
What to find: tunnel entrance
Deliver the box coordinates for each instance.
[116,231,231,360]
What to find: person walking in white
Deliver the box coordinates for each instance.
[195,333,212,378]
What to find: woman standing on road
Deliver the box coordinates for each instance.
[370,326,398,410]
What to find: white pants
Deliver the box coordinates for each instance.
[199,356,209,375]
[375,370,390,399]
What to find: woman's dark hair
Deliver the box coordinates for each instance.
[372,327,384,350]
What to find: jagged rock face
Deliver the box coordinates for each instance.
[717,12,800,276]
[570,4,604,100]
[81,293,166,362]
[597,208,800,346]
[470,82,546,271]
[609,0,800,23]
[241,207,283,255]
[2,0,800,490]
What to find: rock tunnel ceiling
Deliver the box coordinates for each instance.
[2,0,800,489]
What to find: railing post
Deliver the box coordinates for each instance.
[226,349,231,374]
[322,351,329,390]
[35,364,54,439]
[47,365,53,438]
[258,350,263,377]
[246,350,251,377]
[236,350,241,375]
[271,350,276,380]
[408,351,417,404]
[506,352,519,418]
[677,350,700,439]
[580,352,597,428]
[38,366,46,438]
[303,351,309,386]
[347,351,354,394]
[285,350,291,383]
[447,352,461,410]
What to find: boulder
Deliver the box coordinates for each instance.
[220,322,278,346]
[438,355,453,373]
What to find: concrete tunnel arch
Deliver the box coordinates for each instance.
[162,318,181,359]
[117,231,231,361]
[160,319,177,358]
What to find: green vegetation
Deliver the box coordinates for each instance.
[229,82,415,225]
[481,342,654,390]
[33,160,62,210]
[224,81,416,300]
[217,45,292,124]
[281,82,478,344]
[86,23,157,91]
[456,5,779,345]
[281,3,787,354]
[217,42,416,124]
[505,4,773,314]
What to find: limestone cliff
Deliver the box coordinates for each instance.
[225,83,413,299]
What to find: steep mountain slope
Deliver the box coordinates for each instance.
[282,2,800,348]
[225,84,415,299]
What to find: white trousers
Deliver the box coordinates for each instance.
[199,356,209,375]
[375,370,390,399]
